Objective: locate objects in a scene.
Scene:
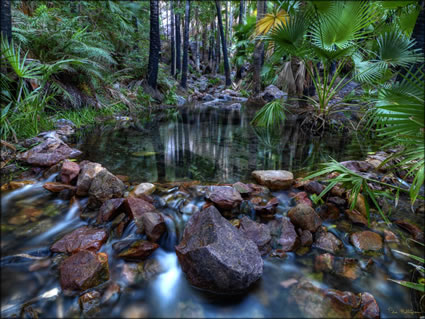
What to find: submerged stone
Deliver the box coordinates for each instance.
[288,204,322,232]
[350,231,383,251]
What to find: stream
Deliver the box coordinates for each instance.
[1,103,424,318]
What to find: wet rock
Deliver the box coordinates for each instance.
[341,160,375,173]
[313,229,343,254]
[2,180,35,191]
[132,183,156,197]
[260,84,287,102]
[356,292,380,319]
[315,253,334,273]
[175,206,263,294]
[345,209,368,226]
[139,258,164,281]
[8,207,43,225]
[58,189,74,200]
[139,212,166,242]
[76,162,104,196]
[60,251,109,292]
[278,217,300,252]
[300,230,313,246]
[304,181,325,195]
[125,196,156,219]
[319,203,341,220]
[88,169,125,206]
[118,240,159,261]
[394,220,424,242]
[292,281,361,318]
[350,231,383,251]
[347,192,367,217]
[330,185,345,197]
[290,191,313,207]
[180,203,200,215]
[383,229,399,243]
[43,182,76,193]
[206,186,242,210]
[239,216,271,255]
[334,258,361,280]
[253,197,279,216]
[97,198,125,223]
[101,283,121,305]
[51,226,108,254]
[252,170,293,190]
[328,196,347,207]
[79,290,101,316]
[288,204,322,232]
[60,160,80,184]
[17,135,82,166]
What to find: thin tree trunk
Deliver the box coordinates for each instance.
[195,6,200,71]
[148,0,160,89]
[215,18,221,74]
[253,0,266,93]
[229,1,233,49]
[215,0,231,86]
[170,1,176,76]
[181,0,191,89]
[202,22,208,64]
[239,0,245,24]
[225,1,229,46]
[1,0,12,43]
[175,1,182,78]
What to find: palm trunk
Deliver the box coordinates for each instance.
[253,0,266,93]
[175,1,182,78]
[215,0,231,86]
[170,1,176,76]
[148,0,160,89]
[239,0,245,24]
[180,0,191,89]
[1,0,12,43]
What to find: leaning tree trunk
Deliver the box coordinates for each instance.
[170,1,176,76]
[181,0,191,89]
[215,0,231,86]
[175,1,182,78]
[253,0,266,94]
[148,0,160,89]
[1,0,12,43]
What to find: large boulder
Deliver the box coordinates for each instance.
[139,212,166,242]
[260,85,287,102]
[175,206,263,294]
[88,169,125,206]
[61,159,80,184]
[59,251,109,292]
[313,228,343,254]
[51,226,108,254]
[239,216,271,255]
[288,204,322,232]
[76,162,104,196]
[97,198,125,223]
[17,133,82,166]
[278,217,300,252]
[252,170,294,190]
[206,186,243,210]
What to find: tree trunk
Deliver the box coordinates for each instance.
[195,7,200,71]
[215,0,231,86]
[412,1,424,53]
[175,1,182,78]
[170,1,176,76]
[229,1,233,48]
[181,0,191,89]
[253,0,266,93]
[225,1,229,46]
[1,0,12,43]
[215,18,221,74]
[202,22,208,64]
[148,0,160,89]
[239,0,245,24]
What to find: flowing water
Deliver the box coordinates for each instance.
[1,104,424,318]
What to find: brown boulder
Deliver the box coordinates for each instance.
[124,196,156,220]
[43,182,76,193]
[61,160,80,184]
[345,209,368,226]
[118,240,159,260]
[350,231,383,251]
[232,182,252,196]
[304,181,325,195]
[97,198,125,223]
[206,186,243,210]
[239,216,271,255]
[314,253,334,273]
[76,162,104,196]
[290,191,313,207]
[88,169,125,206]
[139,212,166,242]
[288,204,322,232]
[51,226,108,254]
[175,206,263,294]
[60,251,109,292]
[334,258,361,280]
[252,170,294,190]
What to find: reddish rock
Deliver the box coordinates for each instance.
[239,216,271,255]
[334,258,361,280]
[118,240,159,260]
[394,220,424,242]
[206,186,242,210]
[288,204,322,232]
[330,185,345,197]
[76,162,104,196]
[316,204,339,221]
[383,229,399,243]
[290,192,313,207]
[43,182,76,193]
[315,253,334,272]
[139,212,166,242]
[51,226,108,254]
[79,290,101,316]
[61,160,80,184]
[88,169,125,206]
[232,182,252,196]
[125,196,156,220]
[356,292,380,319]
[304,181,325,195]
[350,231,383,251]
[97,198,125,223]
[60,251,109,291]
[253,197,279,216]
[345,209,368,226]
[293,178,309,189]
[252,170,294,190]
[278,217,300,252]
[328,196,347,207]
[300,230,313,246]
[313,229,343,254]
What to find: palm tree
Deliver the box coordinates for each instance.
[181,0,191,89]
[253,0,266,93]
[1,0,11,43]
[175,0,182,78]
[215,0,231,86]
[170,1,176,76]
[148,0,160,89]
